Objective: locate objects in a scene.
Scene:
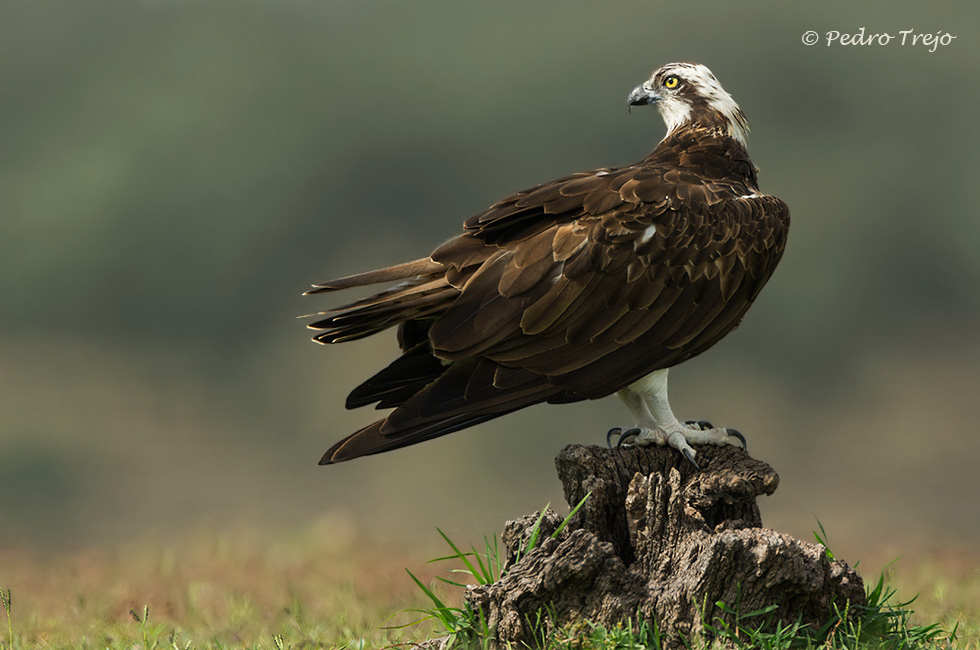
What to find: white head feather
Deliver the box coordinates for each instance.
[631,63,750,146]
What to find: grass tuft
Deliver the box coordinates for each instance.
[1,588,11,650]
[402,494,591,648]
[402,513,967,650]
[544,616,664,650]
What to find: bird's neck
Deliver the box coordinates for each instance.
[649,124,758,186]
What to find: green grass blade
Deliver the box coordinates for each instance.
[427,552,478,563]
[552,491,591,539]
[485,534,501,582]
[405,568,448,612]
[813,519,836,560]
[516,504,550,564]
[380,614,431,630]
[436,528,485,584]
[435,575,470,589]
[525,505,549,551]
[470,542,492,584]
[740,603,779,619]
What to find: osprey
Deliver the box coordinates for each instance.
[306,63,789,466]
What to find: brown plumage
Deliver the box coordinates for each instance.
[306,62,789,465]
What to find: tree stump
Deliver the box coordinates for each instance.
[464,444,865,648]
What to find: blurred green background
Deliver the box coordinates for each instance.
[1,0,978,563]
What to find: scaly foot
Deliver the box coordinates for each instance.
[607,421,746,469]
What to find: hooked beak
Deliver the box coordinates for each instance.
[627,84,661,108]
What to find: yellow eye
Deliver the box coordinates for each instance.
[663,75,679,89]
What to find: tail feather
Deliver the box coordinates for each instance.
[306,245,572,466]
[320,412,498,464]
[345,342,447,410]
[305,260,460,345]
[304,258,444,294]
[327,276,449,313]
[309,288,456,344]
[320,358,562,464]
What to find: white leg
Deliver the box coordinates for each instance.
[616,368,745,464]
[614,384,669,446]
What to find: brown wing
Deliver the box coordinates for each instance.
[428,179,789,399]
[310,132,789,463]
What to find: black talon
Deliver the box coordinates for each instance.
[681,447,701,470]
[617,428,641,448]
[683,420,714,431]
[727,428,748,452]
[606,428,623,449]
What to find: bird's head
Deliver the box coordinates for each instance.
[628,62,749,146]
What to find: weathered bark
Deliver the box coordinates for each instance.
[464,444,865,648]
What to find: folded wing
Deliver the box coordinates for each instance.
[309,152,789,463]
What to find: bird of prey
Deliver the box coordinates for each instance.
[306,62,789,467]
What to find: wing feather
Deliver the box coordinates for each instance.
[310,125,790,463]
